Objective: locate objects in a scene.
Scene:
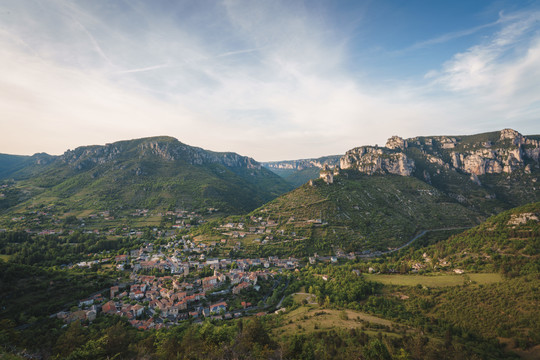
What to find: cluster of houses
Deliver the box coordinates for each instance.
[59,251,297,329]
[107,234,300,274]
[4,205,208,234]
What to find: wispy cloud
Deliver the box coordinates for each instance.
[431,11,540,93]
[216,47,265,58]
[116,63,172,74]
[408,20,500,51]
[68,14,114,67]
[0,1,539,161]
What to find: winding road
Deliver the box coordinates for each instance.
[360,226,472,258]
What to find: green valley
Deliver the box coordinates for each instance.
[0,130,538,360]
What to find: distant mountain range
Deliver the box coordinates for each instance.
[262,155,341,187]
[1,129,538,254]
[0,136,292,215]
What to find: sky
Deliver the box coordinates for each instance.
[1,0,540,161]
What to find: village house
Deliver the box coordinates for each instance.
[65,310,87,323]
[110,286,119,298]
[233,281,251,295]
[78,298,94,307]
[209,301,227,314]
[102,301,117,314]
[175,300,187,311]
[86,310,97,322]
[202,275,219,290]
[132,304,144,317]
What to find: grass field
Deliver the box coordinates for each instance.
[0,254,11,262]
[292,293,317,305]
[273,304,403,338]
[131,216,163,227]
[364,273,503,287]
[466,273,504,284]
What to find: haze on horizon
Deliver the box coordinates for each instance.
[1,0,540,162]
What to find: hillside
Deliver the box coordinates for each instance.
[404,202,540,276]
[0,153,55,179]
[252,129,540,255]
[364,203,540,356]
[0,137,291,217]
[340,129,540,209]
[0,154,29,179]
[251,171,484,254]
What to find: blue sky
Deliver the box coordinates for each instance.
[1,0,539,161]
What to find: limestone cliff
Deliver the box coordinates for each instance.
[385,136,408,150]
[340,146,415,176]
[61,137,262,170]
[446,129,537,175]
[340,128,539,180]
[263,155,341,171]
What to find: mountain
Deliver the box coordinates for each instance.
[262,155,341,187]
[251,129,540,254]
[0,154,29,179]
[0,153,55,179]
[0,136,291,216]
[340,129,540,209]
[251,171,483,255]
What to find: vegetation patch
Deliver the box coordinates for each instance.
[364,273,502,287]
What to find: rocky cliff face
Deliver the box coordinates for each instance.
[339,128,539,179]
[139,140,261,169]
[451,147,522,175]
[61,137,261,170]
[263,155,341,171]
[447,129,538,175]
[340,146,415,176]
[385,136,408,150]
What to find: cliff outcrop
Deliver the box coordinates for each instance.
[340,129,539,179]
[340,146,415,176]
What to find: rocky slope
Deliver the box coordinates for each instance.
[263,155,341,171]
[339,128,540,177]
[266,129,540,191]
[334,129,540,209]
[340,147,415,176]
[252,129,539,254]
[61,137,262,171]
[0,137,292,215]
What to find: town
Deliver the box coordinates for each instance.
[57,243,298,330]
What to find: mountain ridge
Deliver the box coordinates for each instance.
[250,128,539,255]
[262,129,540,193]
[0,136,292,216]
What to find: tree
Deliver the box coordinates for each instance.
[54,321,86,357]
[104,321,131,357]
[233,317,276,358]
[362,339,391,360]
[323,296,331,308]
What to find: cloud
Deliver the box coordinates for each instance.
[429,11,540,111]
[0,1,539,161]
[404,10,527,52]
[116,63,172,74]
